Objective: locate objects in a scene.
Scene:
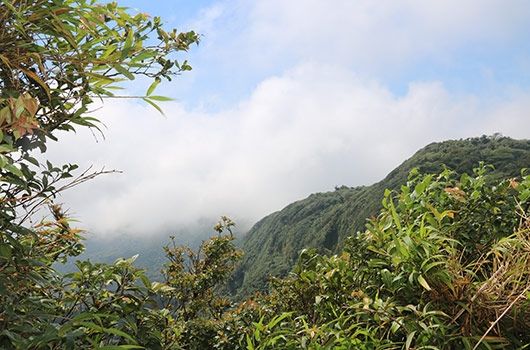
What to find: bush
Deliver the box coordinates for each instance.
[237,165,530,349]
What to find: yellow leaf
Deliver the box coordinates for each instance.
[21,68,51,100]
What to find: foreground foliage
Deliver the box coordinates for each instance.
[4,159,529,349]
[236,166,530,349]
[0,0,198,348]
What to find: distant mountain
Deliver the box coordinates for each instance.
[57,222,218,281]
[229,135,530,298]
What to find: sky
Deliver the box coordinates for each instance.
[46,0,530,238]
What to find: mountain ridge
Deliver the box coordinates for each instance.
[229,135,530,297]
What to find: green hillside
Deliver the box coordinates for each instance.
[230,135,530,297]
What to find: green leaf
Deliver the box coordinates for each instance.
[130,50,157,62]
[421,260,446,273]
[77,322,138,344]
[0,243,12,259]
[390,320,401,334]
[388,198,402,230]
[96,346,144,350]
[417,274,432,291]
[267,312,292,329]
[123,29,134,52]
[143,98,164,115]
[406,331,416,350]
[5,164,24,178]
[246,333,255,350]
[0,145,14,153]
[146,77,161,96]
[147,95,173,102]
[151,282,175,293]
[113,64,135,80]
[139,273,151,288]
[25,156,40,166]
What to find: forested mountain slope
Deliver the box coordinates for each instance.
[230,135,530,297]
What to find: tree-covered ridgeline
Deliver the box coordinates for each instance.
[54,137,530,287]
[231,136,530,298]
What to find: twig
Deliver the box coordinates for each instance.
[472,285,530,350]
[16,166,121,225]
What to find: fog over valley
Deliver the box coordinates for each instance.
[43,0,530,240]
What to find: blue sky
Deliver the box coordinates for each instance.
[48,1,530,236]
[117,0,530,109]
[118,0,214,25]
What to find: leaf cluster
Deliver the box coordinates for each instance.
[0,0,198,348]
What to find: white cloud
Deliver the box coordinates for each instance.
[37,1,530,238]
[167,0,530,114]
[45,63,530,237]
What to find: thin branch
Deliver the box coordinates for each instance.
[472,285,530,350]
[16,166,121,225]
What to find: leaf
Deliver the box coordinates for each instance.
[142,98,164,115]
[86,72,116,85]
[406,331,416,350]
[100,45,117,59]
[5,164,24,178]
[414,178,427,195]
[69,312,108,324]
[96,346,144,350]
[0,155,7,169]
[113,64,135,80]
[0,243,12,259]
[21,69,50,100]
[0,145,15,153]
[139,273,150,288]
[123,29,134,52]
[25,156,40,166]
[421,260,446,273]
[246,334,255,350]
[390,320,401,334]
[417,274,432,291]
[0,54,12,68]
[146,95,173,102]
[267,312,292,329]
[146,77,161,96]
[388,198,402,230]
[29,52,46,75]
[151,282,175,293]
[0,106,10,125]
[77,322,138,344]
[131,50,157,62]
[22,94,39,116]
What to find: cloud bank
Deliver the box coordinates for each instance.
[39,0,530,237]
[46,63,530,236]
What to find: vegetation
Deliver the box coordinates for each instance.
[1,0,530,349]
[232,165,530,349]
[231,136,530,298]
[55,225,216,281]
[0,0,199,348]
